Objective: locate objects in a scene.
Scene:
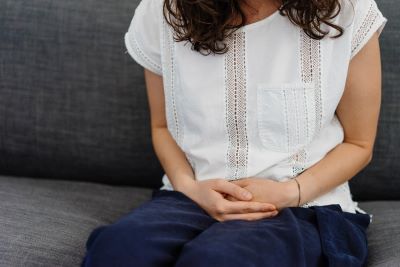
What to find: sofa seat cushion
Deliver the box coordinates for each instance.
[358,201,400,267]
[0,175,399,267]
[0,175,153,266]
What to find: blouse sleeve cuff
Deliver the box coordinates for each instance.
[124,32,163,76]
[350,9,388,60]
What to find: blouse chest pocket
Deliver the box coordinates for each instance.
[256,82,317,154]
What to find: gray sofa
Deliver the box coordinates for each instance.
[0,0,398,266]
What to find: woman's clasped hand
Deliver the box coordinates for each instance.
[180,177,299,222]
[226,177,299,210]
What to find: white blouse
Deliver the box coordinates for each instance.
[124,0,387,216]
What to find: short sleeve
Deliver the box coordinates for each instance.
[124,0,163,75]
[350,0,388,60]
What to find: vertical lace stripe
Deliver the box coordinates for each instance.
[162,20,183,147]
[300,30,323,138]
[161,20,198,174]
[224,31,249,180]
[292,29,324,207]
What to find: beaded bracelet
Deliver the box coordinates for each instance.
[293,177,301,207]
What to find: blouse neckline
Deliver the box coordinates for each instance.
[239,6,282,31]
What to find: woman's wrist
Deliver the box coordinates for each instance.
[173,176,198,197]
[283,179,301,207]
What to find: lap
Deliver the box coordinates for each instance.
[81,188,371,267]
[111,188,215,228]
[175,204,371,267]
[81,189,217,267]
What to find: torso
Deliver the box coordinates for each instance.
[155,0,367,214]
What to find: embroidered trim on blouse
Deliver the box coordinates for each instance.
[162,20,183,147]
[282,83,314,153]
[162,20,197,173]
[300,30,323,138]
[293,29,324,208]
[351,1,379,57]
[130,31,163,75]
[290,149,307,177]
[224,31,249,180]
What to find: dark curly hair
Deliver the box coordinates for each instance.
[163,0,350,55]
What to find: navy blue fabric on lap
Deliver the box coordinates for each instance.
[81,189,371,267]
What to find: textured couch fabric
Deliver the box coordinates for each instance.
[0,0,164,188]
[0,175,153,267]
[0,0,399,266]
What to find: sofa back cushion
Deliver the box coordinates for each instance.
[349,0,399,201]
[0,0,163,188]
[0,0,398,199]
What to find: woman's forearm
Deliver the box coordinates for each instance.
[291,142,373,206]
[151,127,197,193]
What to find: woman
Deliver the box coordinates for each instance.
[81,0,387,266]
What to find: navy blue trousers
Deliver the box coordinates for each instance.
[81,189,371,267]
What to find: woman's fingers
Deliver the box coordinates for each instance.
[216,199,276,215]
[219,210,279,222]
[211,179,253,201]
[197,179,278,222]
[225,195,237,201]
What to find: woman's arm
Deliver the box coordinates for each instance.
[143,69,197,192]
[286,31,382,206]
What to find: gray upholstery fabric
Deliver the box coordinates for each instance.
[0,0,163,188]
[0,176,399,267]
[0,175,153,267]
[358,201,400,267]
